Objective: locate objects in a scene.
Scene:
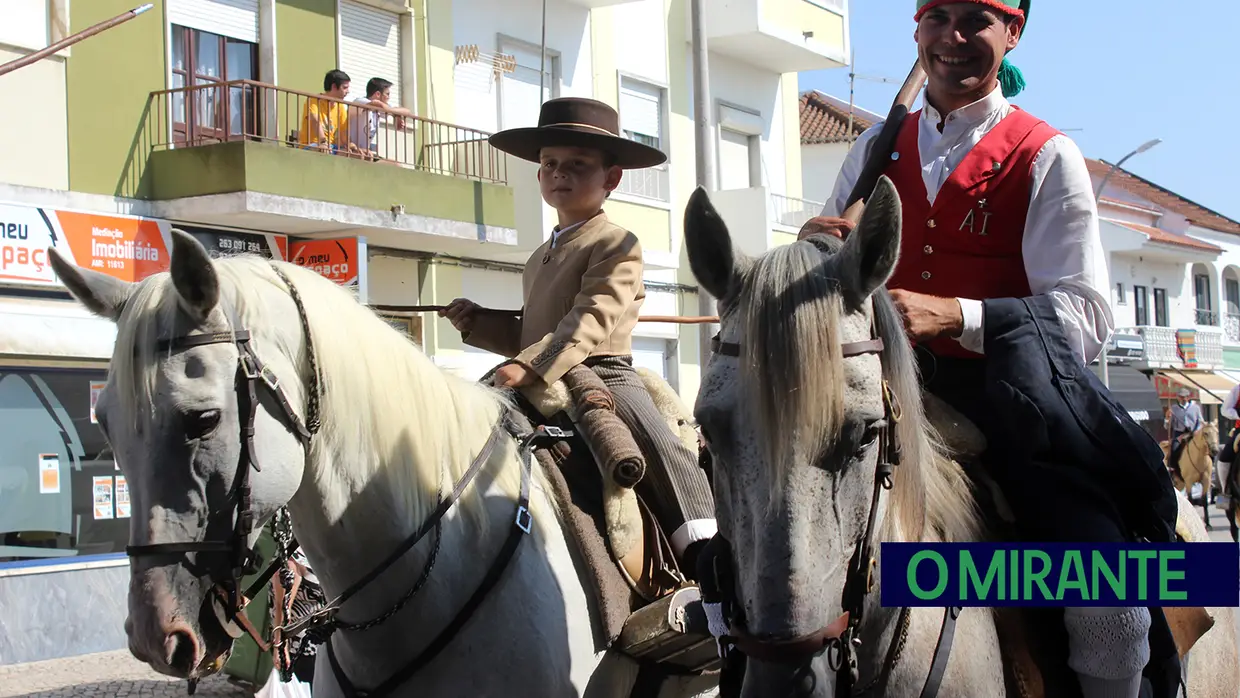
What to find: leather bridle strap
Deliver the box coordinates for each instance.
[918,606,961,698]
[711,335,885,360]
[323,420,549,698]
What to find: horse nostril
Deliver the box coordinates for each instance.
[165,629,199,674]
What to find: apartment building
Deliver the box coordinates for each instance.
[0,0,850,674]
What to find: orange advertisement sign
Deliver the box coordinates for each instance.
[0,201,171,287]
[289,238,360,286]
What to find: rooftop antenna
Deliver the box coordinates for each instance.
[847,49,900,143]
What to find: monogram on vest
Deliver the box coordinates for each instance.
[884,107,1060,359]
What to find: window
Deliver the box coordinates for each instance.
[1226,278,1239,315]
[1116,283,1126,305]
[1194,273,1215,325]
[170,25,258,143]
[719,129,756,190]
[339,0,403,106]
[1152,289,1167,326]
[498,39,558,130]
[616,77,669,202]
[1134,285,1149,326]
[0,368,126,566]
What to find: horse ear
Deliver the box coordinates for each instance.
[169,228,220,323]
[684,186,738,301]
[838,175,901,308]
[47,247,133,321]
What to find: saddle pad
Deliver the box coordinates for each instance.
[528,412,644,651]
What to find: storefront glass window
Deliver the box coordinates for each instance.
[0,367,127,567]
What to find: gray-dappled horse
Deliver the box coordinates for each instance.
[681,175,1238,697]
[47,232,719,698]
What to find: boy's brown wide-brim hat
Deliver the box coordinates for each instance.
[488,97,667,169]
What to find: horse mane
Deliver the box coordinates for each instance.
[109,254,519,536]
[736,235,982,544]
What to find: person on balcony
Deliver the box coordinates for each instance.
[298,69,358,156]
[349,77,417,163]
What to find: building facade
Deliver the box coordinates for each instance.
[0,0,850,671]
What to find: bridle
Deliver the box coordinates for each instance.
[702,311,960,698]
[121,264,567,698]
[123,266,321,663]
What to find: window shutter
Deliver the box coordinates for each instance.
[339,1,403,107]
[168,0,259,43]
[619,82,661,141]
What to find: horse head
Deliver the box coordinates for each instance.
[48,231,313,679]
[684,176,982,696]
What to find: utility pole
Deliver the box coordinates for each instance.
[1094,138,1163,389]
[690,0,717,365]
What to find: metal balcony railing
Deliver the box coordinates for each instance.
[1225,313,1240,343]
[616,166,670,202]
[1195,308,1219,326]
[771,193,825,230]
[145,80,507,184]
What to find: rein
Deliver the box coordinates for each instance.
[123,264,572,698]
[705,320,960,697]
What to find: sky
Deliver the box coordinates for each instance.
[797,1,1240,221]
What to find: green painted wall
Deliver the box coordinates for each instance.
[147,141,515,228]
[66,0,165,197]
[1225,347,1240,370]
[276,0,339,95]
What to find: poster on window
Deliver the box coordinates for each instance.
[39,453,60,494]
[90,381,106,424]
[93,476,114,520]
[114,476,131,519]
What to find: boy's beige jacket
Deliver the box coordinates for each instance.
[463,211,644,385]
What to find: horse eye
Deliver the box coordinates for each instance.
[855,421,885,457]
[186,409,222,440]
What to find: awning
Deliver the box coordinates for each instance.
[1090,364,1164,421]
[1157,369,1239,406]
[0,297,116,361]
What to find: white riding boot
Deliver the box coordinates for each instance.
[1064,606,1151,698]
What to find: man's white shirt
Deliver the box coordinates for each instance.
[820,87,1114,366]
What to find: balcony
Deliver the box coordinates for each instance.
[1116,325,1224,371]
[704,186,823,255]
[686,0,848,74]
[134,80,516,257]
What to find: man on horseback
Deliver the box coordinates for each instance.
[799,1,1185,696]
[439,97,716,579]
[1167,387,1203,482]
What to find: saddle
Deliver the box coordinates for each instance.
[922,397,1216,698]
[510,363,720,676]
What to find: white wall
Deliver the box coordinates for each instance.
[800,141,850,210]
[1109,253,1193,328]
[0,47,68,191]
[705,51,788,197]
[612,2,669,84]
[451,0,592,136]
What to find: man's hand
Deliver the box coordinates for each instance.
[798,216,856,242]
[889,289,964,343]
[439,298,480,333]
[492,363,536,388]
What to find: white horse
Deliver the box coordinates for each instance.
[680,175,1239,697]
[48,232,719,698]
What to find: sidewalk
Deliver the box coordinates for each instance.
[0,650,251,698]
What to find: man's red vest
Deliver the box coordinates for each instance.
[883,107,1060,358]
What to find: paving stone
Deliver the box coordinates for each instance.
[0,650,250,697]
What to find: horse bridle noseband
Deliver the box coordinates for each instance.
[706,320,960,698]
[123,265,566,698]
